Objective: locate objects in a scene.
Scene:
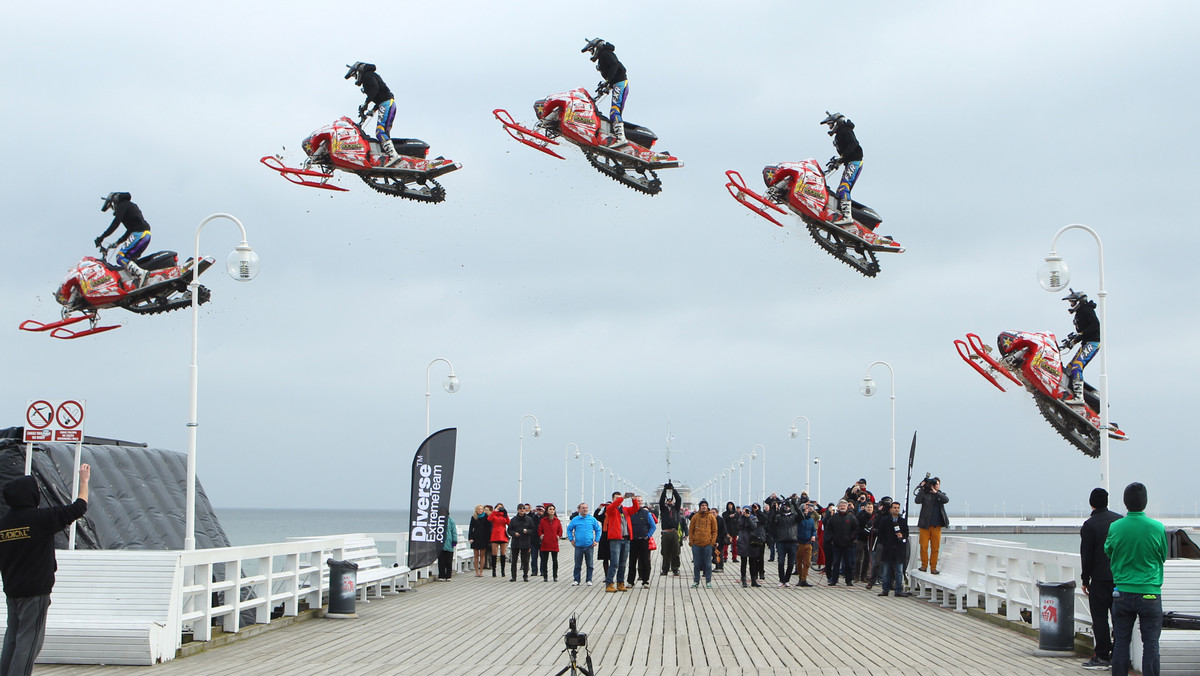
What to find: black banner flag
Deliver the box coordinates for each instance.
[407,428,457,570]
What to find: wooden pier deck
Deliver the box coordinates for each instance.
[36,547,1080,675]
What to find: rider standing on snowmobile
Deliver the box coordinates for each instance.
[582,39,629,148]
[1061,289,1100,405]
[95,192,150,288]
[345,62,400,167]
[821,112,864,226]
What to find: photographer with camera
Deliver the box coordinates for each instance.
[658,483,683,577]
[914,475,949,574]
[875,501,910,597]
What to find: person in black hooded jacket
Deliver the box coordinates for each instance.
[507,504,538,582]
[96,192,152,288]
[1080,487,1121,669]
[819,112,865,226]
[581,38,630,148]
[345,61,401,166]
[0,465,90,676]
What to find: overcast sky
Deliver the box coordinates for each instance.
[3,1,1197,517]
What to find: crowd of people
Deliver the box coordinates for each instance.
[459,475,954,599]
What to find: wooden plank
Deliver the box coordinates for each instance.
[32,544,1081,675]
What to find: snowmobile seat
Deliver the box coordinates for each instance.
[850,202,883,229]
[135,251,178,271]
[597,113,658,148]
[391,138,430,159]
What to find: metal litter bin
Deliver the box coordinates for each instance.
[1036,580,1076,651]
[327,558,359,618]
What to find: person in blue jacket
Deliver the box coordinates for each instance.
[566,503,602,586]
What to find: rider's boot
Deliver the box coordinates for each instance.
[832,196,854,226]
[1061,378,1084,405]
[609,120,628,149]
[381,138,402,167]
[125,261,149,288]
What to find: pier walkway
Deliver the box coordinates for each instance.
[35,547,1077,676]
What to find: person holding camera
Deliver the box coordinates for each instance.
[658,483,683,577]
[795,501,818,587]
[735,506,764,588]
[855,500,876,582]
[603,492,634,592]
[914,476,949,574]
[768,496,800,587]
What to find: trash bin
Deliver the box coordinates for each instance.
[327,558,359,618]
[1036,580,1076,651]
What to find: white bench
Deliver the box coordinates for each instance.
[337,536,411,600]
[290,535,411,603]
[909,535,971,612]
[454,525,473,573]
[0,550,183,666]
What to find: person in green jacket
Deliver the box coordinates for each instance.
[1104,482,1168,676]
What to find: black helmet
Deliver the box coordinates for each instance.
[581,38,606,62]
[820,111,847,136]
[100,192,129,212]
[1062,288,1088,311]
[344,62,374,85]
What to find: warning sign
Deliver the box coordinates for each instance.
[23,400,87,443]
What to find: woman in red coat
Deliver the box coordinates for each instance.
[538,504,564,582]
[487,504,511,578]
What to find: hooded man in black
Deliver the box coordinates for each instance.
[96,192,152,288]
[1080,487,1121,670]
[820,112,865,227]
[345,62,401,167]
[1061,289,1101,405]
[658,483,682,576]
[0,465,90,676]
[582,39,630,148]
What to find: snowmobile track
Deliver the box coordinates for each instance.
[804,221,881,277]
[585,151,662,195]
[361,175,447,203]
[125,284,210,316]
[1035,396,1100,458]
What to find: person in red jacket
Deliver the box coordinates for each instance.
[604,492,634,592]
[538,504,563,582]
[486,504,510,578]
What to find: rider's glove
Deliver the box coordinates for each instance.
[358,103,368,117]
[1059,333,1079,349]
[94,237,103,248]
[595,81,610,96]
[825,156,841,172]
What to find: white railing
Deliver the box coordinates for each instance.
[956,537,1092,633]
[178,536,347,642]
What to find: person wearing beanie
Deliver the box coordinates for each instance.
[1080,488,1121,670]
[1105,482,1168,676]
[0,465,91,676]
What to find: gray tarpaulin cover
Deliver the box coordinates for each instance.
[0,428,231,550]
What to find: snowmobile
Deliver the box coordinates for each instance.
[724,159,904,277]
[954,330,1128,457]
[261,111,461,202]
[20,245,214,339]
[493,84,682,195]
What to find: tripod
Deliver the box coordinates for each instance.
[553,646,596,676]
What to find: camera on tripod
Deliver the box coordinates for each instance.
[564,616,587,649]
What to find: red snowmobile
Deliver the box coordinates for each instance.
[493,85,682,195]
[954,330,1128,457]
[20,246,214,339]
[261,112,461,202]
[725,159,904,277]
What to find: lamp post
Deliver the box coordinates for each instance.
[813,457,822,504]
[738,452,755,505]
[788,416,813,496]
[185,213,259,551]
[424,358,459,437]
[752,443,766,503]
[565,443,579,514]
[720,470,727,505]
[1037,223,1111,490]
[579,451,595,505]
[517,414,541,504]
[861,360,896,498]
